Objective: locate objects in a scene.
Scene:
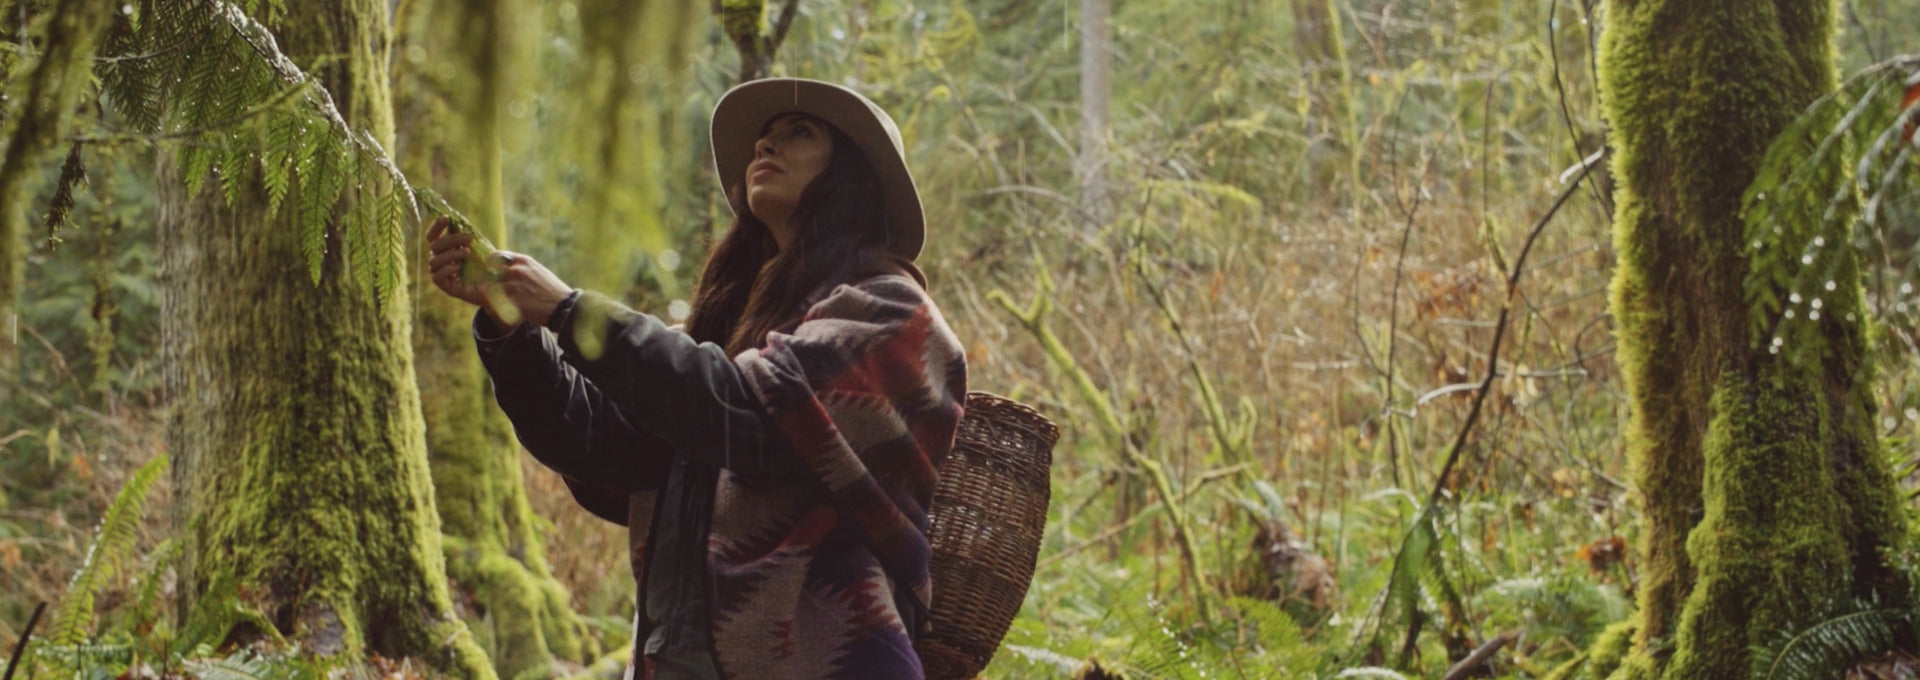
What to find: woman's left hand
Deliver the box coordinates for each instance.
[487,250,574,328]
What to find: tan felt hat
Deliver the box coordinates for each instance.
[711,78,925,260]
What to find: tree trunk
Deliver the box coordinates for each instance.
[1599,0,1910,677]
[1290,0,1346,123]
[392,0,597,674]
[716,0,797,83]
[1077,0,1112,230]
[162,2,491,676]
[1289,0,1349,190]
[564,0,699,298]
[0,0,117,366]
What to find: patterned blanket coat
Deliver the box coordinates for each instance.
[496,272,966,680]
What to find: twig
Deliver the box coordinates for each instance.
[1039,464,1249,568]
[1380,147,1432,491]
[1844,1,1882,64]
[2,602,47,680]
[17,320,83,397]
[72,79,313,145]
[1548,0,1610,216]
[92,37,190,64]
[1358,158,1597,657]
[202,0,445,227]
[1439,630,1520,680]
[1421,158,1595,510]
[768,0,802,54]
[1131,254,1252,463]
[989,267,1216,615]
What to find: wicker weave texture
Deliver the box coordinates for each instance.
[916,392,1059,680]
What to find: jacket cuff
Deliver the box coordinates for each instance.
[472,307,536,359]
[545,289,584,336]
[552,290,634,361]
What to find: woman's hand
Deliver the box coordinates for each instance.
[426,216,489,306]
[426,216,575,329]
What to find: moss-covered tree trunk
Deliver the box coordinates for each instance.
[392,0,596,674]
[716,0,796,83]
[161,2,490,676]
[0,0,117,365]
[1600,0,1911,678]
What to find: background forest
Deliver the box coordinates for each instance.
[4,0,1920,679]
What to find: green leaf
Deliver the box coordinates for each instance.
[378,184,406,308]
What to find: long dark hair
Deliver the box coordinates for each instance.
[684,122,922,354]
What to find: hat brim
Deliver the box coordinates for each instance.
[711,78,925,261]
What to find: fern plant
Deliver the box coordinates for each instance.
[1741,54,1920,356]
[1109,593,1324,679]
[34,453,165,680]
[44,453,166,648]
[1751,600,1914,680]
[183,648,319,680]
[1360,502,1470,670]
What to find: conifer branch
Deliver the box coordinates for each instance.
[76,0,493,301]
[200,0,425,224]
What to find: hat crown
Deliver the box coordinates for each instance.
[710,78,925,260]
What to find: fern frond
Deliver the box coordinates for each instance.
[42,142,87,247]
[84,0,451,296]
[1858,97,1920,228]
[341,154,370,293]
[219,143,251,207]
[46,452,168,647]
[261,111,299,215]
[185,651,273,680]
[1224,595,1304,656]
[97,19,162,132]
[130,536,180,627]
[1384,508,1436,635]
[1739,55,1920,349]
[1756,605,1911,680]
[378,177,405,307]
[297,130,348,283]
[33,642,133,671]
[412,186,498,282]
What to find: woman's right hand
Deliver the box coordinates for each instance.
[426,216,510,328]
[427,216,486,303]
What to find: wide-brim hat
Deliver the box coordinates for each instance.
[711,78,925,260]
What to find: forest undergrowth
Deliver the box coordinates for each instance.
[6,0,1920,678]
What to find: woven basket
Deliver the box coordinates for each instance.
[916,391,1059,680]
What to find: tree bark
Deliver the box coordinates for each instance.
[162,1,490,676]
[1077,0,1112,230]
[392,0,597,674]
[1598,0,1910,678]
[0,0,117,366]
[716,0,798,83]
[561,0,699,299]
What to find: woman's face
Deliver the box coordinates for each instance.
[745,113,834,249]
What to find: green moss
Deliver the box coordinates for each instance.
[1599,0,1913,678]
[717,0,767,42]
[1665,372,1852,678]
[1581,619,1633,680]
[0,0,117,344]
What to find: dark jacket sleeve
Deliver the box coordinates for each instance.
[472,306,671,524]
[543,290,809,480]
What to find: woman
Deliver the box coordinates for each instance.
[425,78,967,680]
